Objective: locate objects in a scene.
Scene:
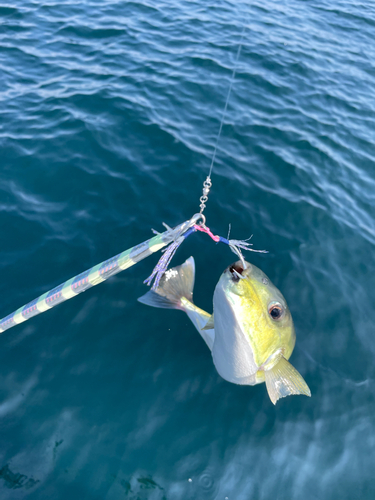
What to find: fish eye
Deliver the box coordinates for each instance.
[268,302,284,320]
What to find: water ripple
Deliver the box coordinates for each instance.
[0,1,374,499]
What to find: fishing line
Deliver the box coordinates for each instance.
[0,19,262,333]
[199,23,247,217]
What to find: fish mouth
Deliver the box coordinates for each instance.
[226,261,249,282]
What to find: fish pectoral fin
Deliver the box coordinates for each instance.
[264,356,311,405]
[202,313,214,330]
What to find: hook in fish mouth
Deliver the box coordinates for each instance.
[227,261,246,282]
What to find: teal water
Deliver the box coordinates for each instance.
[1,1,374,498]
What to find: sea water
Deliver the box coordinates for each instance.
[0,1,374,498]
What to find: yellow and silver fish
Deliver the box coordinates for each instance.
[138,257,310,405]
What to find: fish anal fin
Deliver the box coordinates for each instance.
[202,314,214,331]
[264,356,311,405]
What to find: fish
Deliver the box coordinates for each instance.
[138,257,311,405]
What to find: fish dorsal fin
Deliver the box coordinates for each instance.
[202,314,214,331]
[264,356,311,405]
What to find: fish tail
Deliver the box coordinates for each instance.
[264,356,311,405]
[138,257,195,310]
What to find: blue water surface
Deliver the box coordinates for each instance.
[0,1,374,499]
